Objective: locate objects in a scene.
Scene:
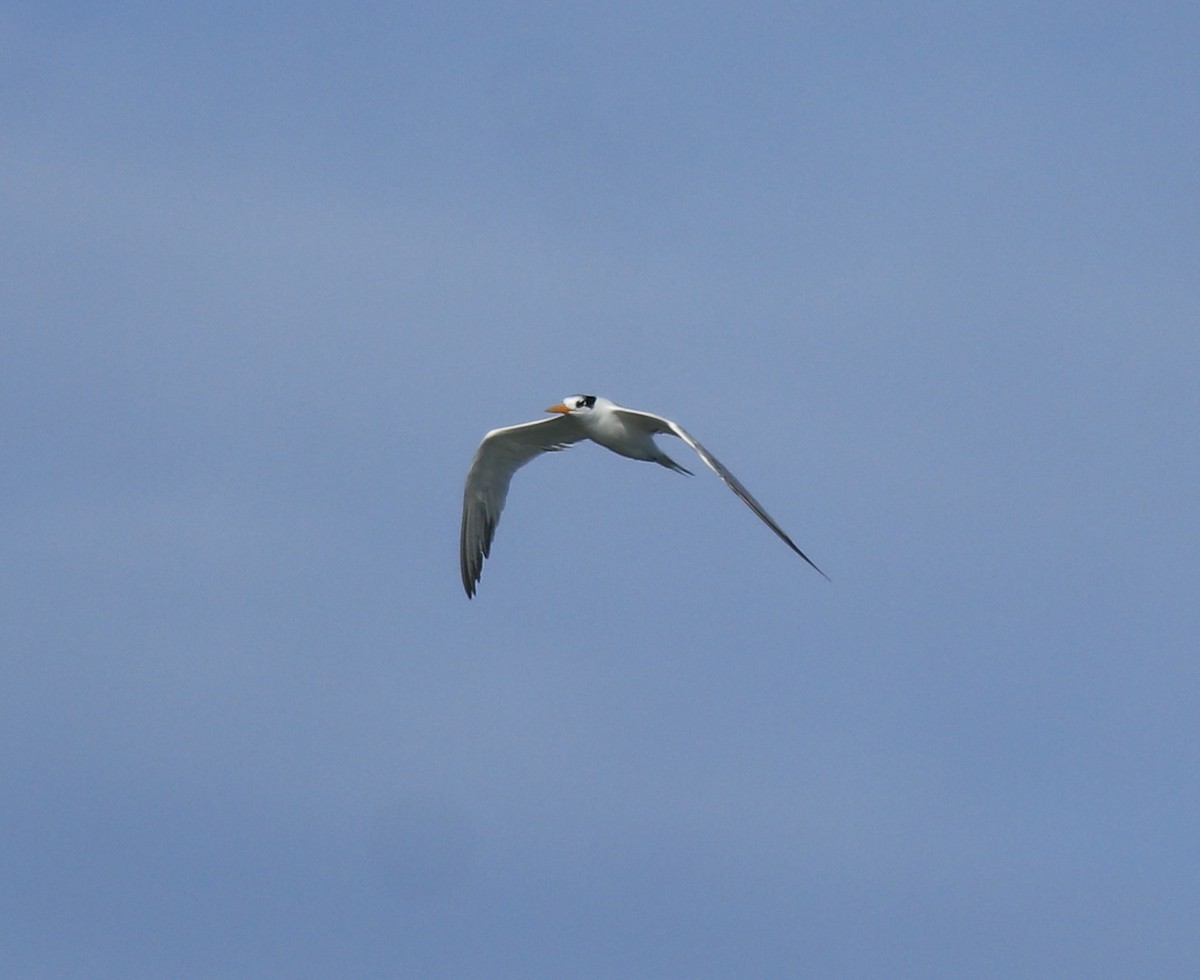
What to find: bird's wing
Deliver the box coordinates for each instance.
[615,407,829,579]
[460,414,586,597]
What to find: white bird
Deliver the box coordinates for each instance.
[460,394,827,597]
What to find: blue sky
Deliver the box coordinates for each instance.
[4,3,1198,976]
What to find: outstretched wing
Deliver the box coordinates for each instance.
[460,414,586,597]
[615,407,829,579]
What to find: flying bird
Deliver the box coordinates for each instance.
[460,395,827,597]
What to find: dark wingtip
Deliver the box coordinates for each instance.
[802,552,831,582]
[784,539,829,581]
[463,562,481,598]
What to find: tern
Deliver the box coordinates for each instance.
[460,394,827,597]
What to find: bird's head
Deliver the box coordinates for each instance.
[546,394,598,415]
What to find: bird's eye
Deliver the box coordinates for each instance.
[580,395,596,409]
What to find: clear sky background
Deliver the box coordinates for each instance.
[4,3,1198,977]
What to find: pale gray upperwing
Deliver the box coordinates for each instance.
[614,407,829,579]
[460,414,586,597]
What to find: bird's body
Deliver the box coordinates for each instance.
[460,395,826,597]
[569,397,692,472]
